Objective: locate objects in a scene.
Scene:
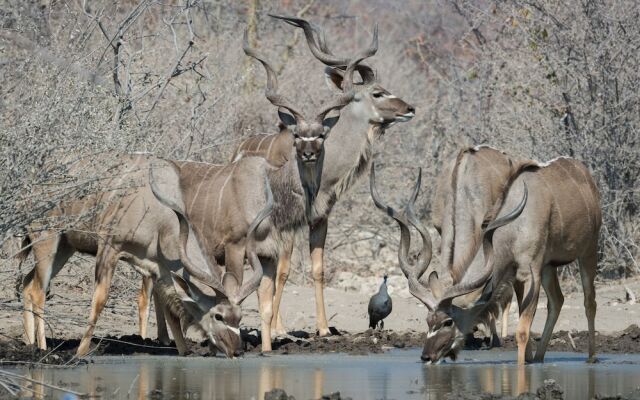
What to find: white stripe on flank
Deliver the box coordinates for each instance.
[212,163,237,232]
[256,135,269,151]
[189,164,218,214]
[266,136,276,159]
[232,150,245,163]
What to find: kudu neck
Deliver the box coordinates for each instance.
[267,149,319,229]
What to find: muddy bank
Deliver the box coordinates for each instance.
[242,324,640,356]
[264,380,640,400]
[442,379,640,400]
[1,325,639,365]
[265,389,352,400]
[499,324,640,355]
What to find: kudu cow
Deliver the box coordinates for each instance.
[20,154,271,357]
[389,146,600,365]
[230,15,416,338]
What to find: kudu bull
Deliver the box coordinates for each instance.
[140,27,380,350]
[20,154,271,357]
[384,146,600,365]
[370,160,528,363]
[432,145,521,346]
[230,15,416,337]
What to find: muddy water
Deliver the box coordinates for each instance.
[6,350,640,399]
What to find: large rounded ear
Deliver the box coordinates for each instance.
[277,108,297,130]
[322,112,340,131]
[475,280,494,306]
[171,272,216,313]
[428,271,444,299]
[149,159,186,214]
[324,66,344,91]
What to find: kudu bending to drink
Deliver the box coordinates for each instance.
[20,154,271,357]
[230,15,416,337]
[380,146,601,365]
[431,145,523,346]
[140,27,380,350]
[370,161,527,362]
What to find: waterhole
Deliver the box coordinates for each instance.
[5,350,640,399]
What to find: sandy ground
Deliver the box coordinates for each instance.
[1,268,639,345]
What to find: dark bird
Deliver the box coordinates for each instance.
[368,275,392,330]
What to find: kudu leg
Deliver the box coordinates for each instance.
[257,258,277,351]
[488,314,501,348]
[579,248,598,363]
[153,290,170,345]
[534,267,564,363]
[24,235,73,349]
[515,271,542,365]
[501,299,511,339]
[309,219,331,336]
[165,311,188,355]
[271,237,294,337]
[138,275,154,339]
[77,246,119,356]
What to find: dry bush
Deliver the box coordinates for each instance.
[418,0,640,278]
[0,0,638,306]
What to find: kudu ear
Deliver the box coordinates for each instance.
[324,66,344,91]
[277,108,298,130]
[172,273,217,308]
[149,159,186,213]
[427,271,444,299]
[474,281,494,306]
[171,273,211,327]
[322,113,340,131]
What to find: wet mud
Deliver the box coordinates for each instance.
[499,324,640,355]
[264,380,640,400]
[1,325,639,365]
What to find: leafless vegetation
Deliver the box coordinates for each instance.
[0,0,638,315]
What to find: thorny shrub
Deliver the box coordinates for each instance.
[0,0,637,301]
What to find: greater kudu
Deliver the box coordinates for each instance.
[370,159,529,363]
[229,15,416,337]
[138,26,380,349]
[431,145,523,346]
[20,154,271,357]
[392,146,600,365]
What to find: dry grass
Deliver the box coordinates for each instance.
[0,0,637,300]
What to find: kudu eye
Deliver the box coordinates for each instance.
[214,313,223,321]
[442,319,453,328]
[372,92,384,98]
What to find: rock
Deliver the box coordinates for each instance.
[625,286,636,305]
[536,379,564,400]
[321,392,352,400]
[264,388,295,400]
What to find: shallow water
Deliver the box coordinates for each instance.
[6,350,640,399]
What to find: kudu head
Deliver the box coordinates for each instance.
[243,28,378,163]
[270,15,416,130]
[370,163,527,364]
[150,165,274,358]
